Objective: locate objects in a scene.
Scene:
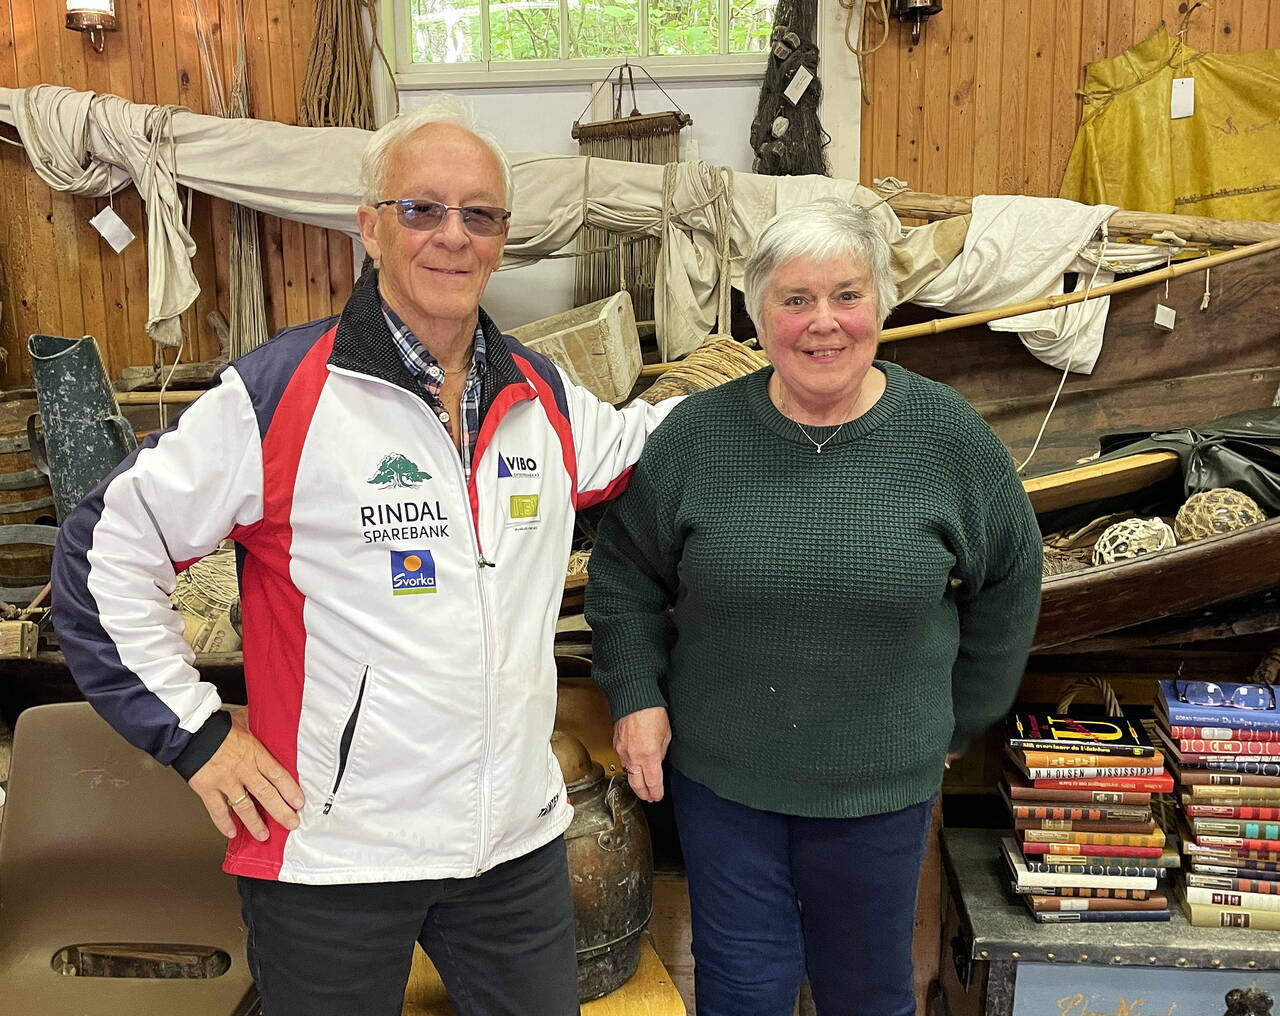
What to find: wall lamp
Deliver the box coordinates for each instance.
[66,0,118,53]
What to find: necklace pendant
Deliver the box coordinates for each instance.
[816,445,822,454]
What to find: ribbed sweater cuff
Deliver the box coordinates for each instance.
[172,709,232,780]
[599,678,669,722]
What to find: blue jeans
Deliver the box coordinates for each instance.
[670,768,935,1016]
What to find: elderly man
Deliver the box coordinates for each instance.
[52,99,672,1015]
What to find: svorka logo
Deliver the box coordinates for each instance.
[497,452,539,479]
[390,549,437,595]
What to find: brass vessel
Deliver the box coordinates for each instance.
[553,731,653,1001]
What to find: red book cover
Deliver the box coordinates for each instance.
[1195,834,1280,853]
[1014,818,1157,834]
[1021,841,1164,858]
[1171,725,1280,742]
[1179,739,1280,755]
[1035,774,1174,793]
[1185,805,1280,820]
[1003,769,1153,804]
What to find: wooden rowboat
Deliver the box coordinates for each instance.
[1025,450,1280,650]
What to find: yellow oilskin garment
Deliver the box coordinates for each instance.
[1060,25,1280,222]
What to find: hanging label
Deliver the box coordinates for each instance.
[1170,77,1195,119]
[784,66,814,105]
[1154,303,1177,331]
[89,206,136,253]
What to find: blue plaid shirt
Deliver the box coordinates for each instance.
[382,301,486,477]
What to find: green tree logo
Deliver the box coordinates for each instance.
[368,453,431,488]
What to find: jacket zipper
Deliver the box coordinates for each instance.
[327,365,522,873]
[323,666,369,814]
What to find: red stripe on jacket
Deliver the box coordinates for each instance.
[223,328,336,880]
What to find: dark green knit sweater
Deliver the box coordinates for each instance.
[585,361,1042,818]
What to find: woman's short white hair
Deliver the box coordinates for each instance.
[743,198,898,328]
[359,94,514,207]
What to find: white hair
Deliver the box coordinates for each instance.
[359,94,514,207]
[742,198,898,329]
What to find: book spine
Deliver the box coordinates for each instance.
[1194,834,1280,852]
[1201,760,1280,776]
[1022,829,1165,847]
[1180,753,1280,766]
[1012,805,1152,821]
[1015,818,1155,833]
[1179,739,1280,755]
[1191,819,1280,839]
[1184,844,1280,865]
[1022,751,1163,768]
[1035,909,1170,923]
[1030,895,1166,912]
[1022,886,1151,899]
[1186,874,1280,895]
[1023,840,1163,857]
[1184,772,1280,789]
[1021,859,1160,877]
[1010,738,1156,757]
[1191,862,1280,880]
[1038,776,1173,792]
[1162,703,1280,732]
[1185,805,1280,820]
[1029,765,1169,780]
[1187,902,1280,930]
[1171,725,1280,741]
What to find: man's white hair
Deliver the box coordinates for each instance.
[359,94,514,207]
[742,198,898,329]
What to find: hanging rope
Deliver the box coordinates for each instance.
[299,0,378,129]
[841,0,889,106]
[192,0,270,359]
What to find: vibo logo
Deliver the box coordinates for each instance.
[497,452,539,478]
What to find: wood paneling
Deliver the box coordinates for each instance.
[0,0,354,388]
[858,0,1278,196]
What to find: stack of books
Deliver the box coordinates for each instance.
[1000,707,1176,923]
[1153,679,1280,930]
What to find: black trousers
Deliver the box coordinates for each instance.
[237,837,579,1016]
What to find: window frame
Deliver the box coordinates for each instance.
[387,0,771,88]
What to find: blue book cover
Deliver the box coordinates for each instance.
[1032,909,1172,923]
[1157,681,1280,732]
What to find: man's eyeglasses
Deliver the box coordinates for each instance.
[1176,681,1276,711]
[374,199,510,237]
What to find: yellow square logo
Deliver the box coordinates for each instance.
[510,494,540,520]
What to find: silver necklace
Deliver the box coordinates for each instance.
[776,381,852,454]
[794,419,846,454]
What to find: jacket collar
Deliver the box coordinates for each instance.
[328,269,530,417]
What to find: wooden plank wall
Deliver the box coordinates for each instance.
[858,0,1280,198]
[0,0,355,388]
[3,0,1278,388]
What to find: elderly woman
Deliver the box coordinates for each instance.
[585,199,1042,1016]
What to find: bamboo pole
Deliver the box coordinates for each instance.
[879,234,1280,344]
[638,233,1280,376]
[115,390,205,406]
[884,190,1280,246]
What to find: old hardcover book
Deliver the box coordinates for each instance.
[1185,886,1280,911]
[1186,873,1280,895]
[1021,828,1165,847]
[1004,768,1152,805]
[1190,862,1280,881]
[1033,909,1170,923]
[1187,901,1280,929]
[1014,818,1157,834]
[1157,680,1280,732]
[1171,725,1280,741]
[1029,893,1167,912]
[1008,710,1157,756]
[1034,773,1174,793]
[1191,818,1280,840]
[1021,840,1164,858]
[1019,886,1152,899]
[1001,838,1158,889]
[1185,804,1280,820]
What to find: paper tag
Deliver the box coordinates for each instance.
[783,66,814,106]
[1170,77,1195,119]
[1154,303,1177,331]
[89,205,135,253]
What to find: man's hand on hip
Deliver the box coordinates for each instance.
[188,709,304,841]
[614,706,672,803]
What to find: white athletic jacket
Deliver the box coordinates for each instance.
[53,274,673,884]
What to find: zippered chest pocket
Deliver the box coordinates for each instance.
[323,666,370,815]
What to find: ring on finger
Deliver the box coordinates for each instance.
[228,792,250,807]
[623,767,641,776]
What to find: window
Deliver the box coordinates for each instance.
[392,0,776,85]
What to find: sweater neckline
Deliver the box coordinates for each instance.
[746,360,909,449]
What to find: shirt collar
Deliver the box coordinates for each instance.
[381,298,487,383]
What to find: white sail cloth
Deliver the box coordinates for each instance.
[0,84,1114,367]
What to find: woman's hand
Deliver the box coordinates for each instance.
[615,707,672,802]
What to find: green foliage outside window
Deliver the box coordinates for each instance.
[409,0,774,63]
